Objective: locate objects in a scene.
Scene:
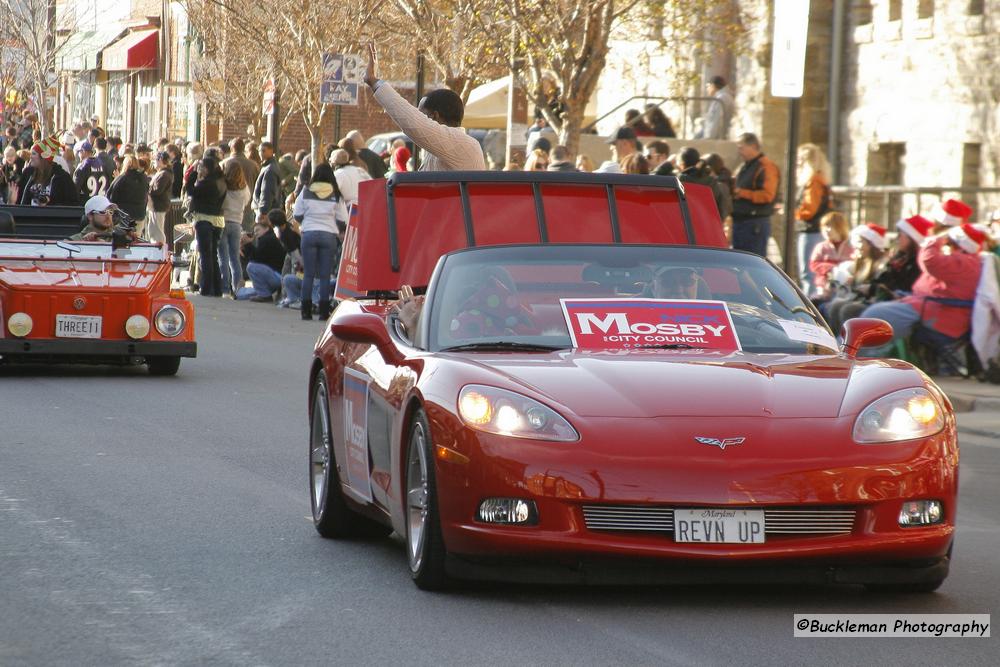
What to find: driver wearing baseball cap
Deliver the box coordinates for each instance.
[69,195,118,242]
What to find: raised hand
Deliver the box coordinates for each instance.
[364,41,379,88]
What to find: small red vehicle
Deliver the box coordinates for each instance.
[0,206,196,374]
[308,173,956,591]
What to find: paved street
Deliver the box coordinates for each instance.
[1,296,996,666]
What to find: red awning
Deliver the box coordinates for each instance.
[102,29,158,71]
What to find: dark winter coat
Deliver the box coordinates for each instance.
[17,163,79,207]
[108,169,150,220]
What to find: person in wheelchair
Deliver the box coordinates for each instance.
[861,223,986,370]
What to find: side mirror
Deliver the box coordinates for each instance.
[330,311,405,366]
[840,318,893,359]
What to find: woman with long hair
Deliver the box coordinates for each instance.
[293,162,347,320]
[185,156,227,296]
[18,143,78,206]
[220,160,251,297]
[795,143,834,296]
[643,104,676,138]
[523,148,550,171]
[824,223,890,331]
[624,109,653,136]
[620,152,650,174]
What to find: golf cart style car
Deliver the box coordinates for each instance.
[0,205,196,375]
[307,172,957,592]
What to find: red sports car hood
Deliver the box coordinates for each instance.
[457,351,863,418]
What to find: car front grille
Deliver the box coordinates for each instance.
[581,505,856,536]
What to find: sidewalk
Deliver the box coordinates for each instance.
[934,377,1000,439]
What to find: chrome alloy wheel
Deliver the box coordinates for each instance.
[310,380,332,520]
[406,421,430,572]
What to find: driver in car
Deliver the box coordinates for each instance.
[650,266,703,300]
[70,195,117,242]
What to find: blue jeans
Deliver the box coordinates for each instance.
[797,230,822,295]
[859,301,920,357]
[194,220,222,296]
[732,216,771,257]
[301,230,337,303]
[236,262,282,299]
[218,221,244,294]
[282,274,335,303]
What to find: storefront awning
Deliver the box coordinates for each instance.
[102,29,159,71]
[58,27,125,71]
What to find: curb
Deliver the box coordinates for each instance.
[958,426,1000,440]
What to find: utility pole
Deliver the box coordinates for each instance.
[413,51,425,170]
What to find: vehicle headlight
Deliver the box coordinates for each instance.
[7,312,32,337]
[458,385,578,442]
[125,314,150,339]
[154,305,185,338]
[853,387,945,443]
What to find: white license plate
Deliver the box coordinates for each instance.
[674,508,765,544]
[55,314,102,339]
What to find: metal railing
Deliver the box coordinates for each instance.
[581,95,722,138]
[829,186,1000,229]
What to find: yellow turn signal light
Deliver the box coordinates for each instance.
[7,312,33,337]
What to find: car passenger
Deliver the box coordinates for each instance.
[69,195,117,242]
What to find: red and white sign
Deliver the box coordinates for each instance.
[560,299,741,351]
[262,78,276,116]
[333,204,362,301]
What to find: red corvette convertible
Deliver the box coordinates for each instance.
[308,173,956,591]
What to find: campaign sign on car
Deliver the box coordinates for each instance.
[342,368,373,503]
[333,204,364,301]
[560,298,741,351]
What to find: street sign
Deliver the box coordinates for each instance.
[770,0,811,98]
[262,78,276,116]
[321,53,364,106]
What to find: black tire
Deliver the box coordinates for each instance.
[310,370,391,539]
[147,356,181,376]
[406,409,449,590]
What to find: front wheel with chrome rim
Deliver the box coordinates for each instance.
[310,369,389,539]
[406,408,449,590]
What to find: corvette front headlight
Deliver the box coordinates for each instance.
[853,387,945,443]
[458,385,578,442]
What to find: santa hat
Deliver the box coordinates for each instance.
[852,223,889,251]
[30,135,62,161]
[930,198,972,226]
[947,223,986,254]
[896,215,934,245]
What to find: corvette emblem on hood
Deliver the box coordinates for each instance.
[695,436,746,450]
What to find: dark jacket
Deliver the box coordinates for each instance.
[108,169,150,220]
[149,168,174,212]
[74,157,114,199]
[252,157,281,214]
[171,158,184,198]
[17,163,79,206]
[295,155,312,195]
[185,170,227,217]
[871,250,921,298]
[358,147,386,179]
[653,161,674,177]
[98,151,117,179]
[680,165,732,221]
[732,154,780,219]
[547,161,577,173]
[245,228,286,273]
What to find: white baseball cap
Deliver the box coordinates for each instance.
[84,195,112,215]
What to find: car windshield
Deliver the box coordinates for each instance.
[0,241,166,262]
[425,245,837,355]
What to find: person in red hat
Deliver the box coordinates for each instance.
[929,198,972,232]
[823,223,889,331]
[861,223,985,369]
[16,136,78,206]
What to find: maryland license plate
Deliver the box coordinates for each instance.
[55,314,102,339]
[673,508,765,544]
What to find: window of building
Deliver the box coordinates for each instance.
[854,0,873,25]
[917,0,934,19]
[968,0,984,16]
[888,0,902,21]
